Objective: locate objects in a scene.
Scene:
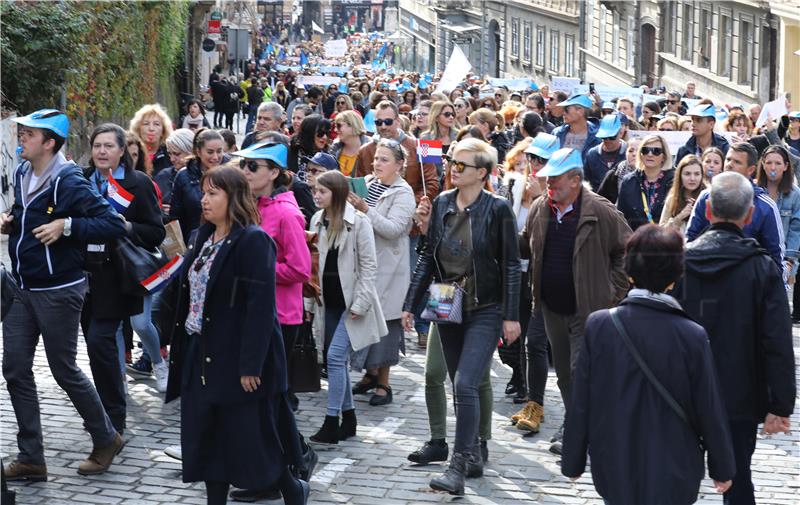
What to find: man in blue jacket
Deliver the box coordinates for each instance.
[686,142,784,269]
[674,102,730,167]
[0,110,127,481]
[583,113,626,191]
[552,94,600,162]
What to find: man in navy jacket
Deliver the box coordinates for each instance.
[674,102,730,167]
[1,110,126,481]
[686,142,784,270]
[584,113,626,191]
[680,171,795,505]
[552,94,600,162]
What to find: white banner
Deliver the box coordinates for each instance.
[755,93,788,128]
[573,84,643,100]
[550,76,581,94]
[324,39,347,59]
[297,75,341,87]
[435,45,472,93]
[628,130,739,157]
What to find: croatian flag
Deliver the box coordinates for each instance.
[417,139,443,164]
[107,175,134,213]
[140,255,184,293]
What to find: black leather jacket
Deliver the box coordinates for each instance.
[403,189,521,321]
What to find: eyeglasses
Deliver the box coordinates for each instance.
[641,146,664,156]
[239,159,271,173]
[526,153,547,165]
[306,166,326,176]
[374,118,395,126]
[448,159,482,173]
[441,111,455,118]
[667,100,678,105]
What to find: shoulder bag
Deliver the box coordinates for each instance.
[111,236,170,296]
[609,307,705,449]
[289,324,321,393]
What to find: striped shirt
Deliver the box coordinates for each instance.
[365,181,391,208]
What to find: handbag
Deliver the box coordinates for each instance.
[609,307,705,449]
[421,281,465,324]
[289,322,321,393]
[111,236,170,296]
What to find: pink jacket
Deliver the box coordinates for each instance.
[257,190,311,325]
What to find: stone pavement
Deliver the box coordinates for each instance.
[1,322,798,505]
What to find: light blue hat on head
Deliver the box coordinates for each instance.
[536,148,584,177]
[524,133,560,160]
[232,141,288,168]
[557,94,593,109]
[12,109,70,138]
[686,103,717,118]
[596,113,622,139]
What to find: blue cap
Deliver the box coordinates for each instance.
[12,109,69,138]
[530,82,539,91]
[596,113,622,139]
[715,107,729,122]
[232,141,288,168]
[558,94,593,109]
[686,103,717,118]
[536,148,584,177]
[418,79,428,90]
[306,152,339,172]
[601,101,616,111]
[786,111,800,119]
[524,133,560,160]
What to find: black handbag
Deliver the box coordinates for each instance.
[111,236,170,296]
[289,321,321,393]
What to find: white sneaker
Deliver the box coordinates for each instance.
[164,445,182,460]
[153,361,169,393]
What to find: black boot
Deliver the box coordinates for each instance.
[430,451,469,495]
[338,409,357,441]
[408,438,448,464]
[466,441,484,478]
[310,415,339,445]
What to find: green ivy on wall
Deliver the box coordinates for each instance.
[1,0,188,157]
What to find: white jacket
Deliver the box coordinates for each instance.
[311,203,388,351]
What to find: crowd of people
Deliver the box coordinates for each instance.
[1,30,798,505]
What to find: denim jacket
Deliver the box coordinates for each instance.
[775,185,800,271]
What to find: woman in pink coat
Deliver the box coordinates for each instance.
[236,141,311,407]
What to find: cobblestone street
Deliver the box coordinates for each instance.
[1,324,798,504]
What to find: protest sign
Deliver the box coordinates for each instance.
[573,84,643,100]
[628,130,739,157]
[297,75,341,87]
[755,94,788,128]
[488,77,537,91]
[324,39,347,59]
[551,77,581,94]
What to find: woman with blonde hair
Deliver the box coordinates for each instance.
[616,134,675,231]
[469,107,511,164]
[129,103,174,177]
[660,154,705,234]
[420,101,458,177]
[453,97,472,127]
[724,110,753,140]
[329,110,370,177]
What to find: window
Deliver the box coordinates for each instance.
[626,16,635,70]
[719,14,732,77]
[550,31,560,72]
[565,35,575,76]
[524,22,532,62]
[511,18,519,57]
[599,4,607,55]
[699,9,712,68]
[536,26,546,67]
[612,11,620,63]
[682,3,694,61]
[739,19,754,86]
[662,1,676,54]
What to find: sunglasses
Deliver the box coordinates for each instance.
[239,159,272,173]
[193,245,217,272]
[641,146,664,156]
[316,129,330,138]
[441,111,455,118]
[374,118,394,126]
[526,153,547,165]
[455,103,466,109]
[495,94,502,98]
[336,101,347,105]
[448,159,482,173]
[667,100,678,104]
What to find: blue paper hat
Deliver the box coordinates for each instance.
[596,114,622,139]
[786,111,800,119]
[536,148,584,177]
[12,109,69,138]
[686,103,717,118]
[232,142,288,168]
[558,94,593,109]
[601,101,616,111]
[524,133,560,160]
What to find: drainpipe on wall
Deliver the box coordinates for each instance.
[578,0,586,83]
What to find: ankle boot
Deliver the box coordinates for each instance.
[430,451,469,495]
[310,415,339,445]
[338,409,357,441]
[465,442,484,478]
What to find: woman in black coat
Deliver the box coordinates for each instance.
[561,224,735,505]
[165,166,308,505]
[81,123,166,435]
[616,134,675,230]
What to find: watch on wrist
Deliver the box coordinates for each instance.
[63,217,72,237]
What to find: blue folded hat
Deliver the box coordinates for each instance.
[232,141,288,168]
[558,94,593,109]
[686,103,717,118]
[601,101,616,111]
[12,109,70,138]
[596,113,622,139]
[536,148,584,177]
[524,133,560,160]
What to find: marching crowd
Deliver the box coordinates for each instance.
[1,31,799,505]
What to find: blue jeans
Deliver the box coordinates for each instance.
[408,236,429,335]
[437,305,503,453]
[245,107,257,134]
[132,294,163,365]
[325,310,354,417]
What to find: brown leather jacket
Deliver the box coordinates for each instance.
[520,188,631,321]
